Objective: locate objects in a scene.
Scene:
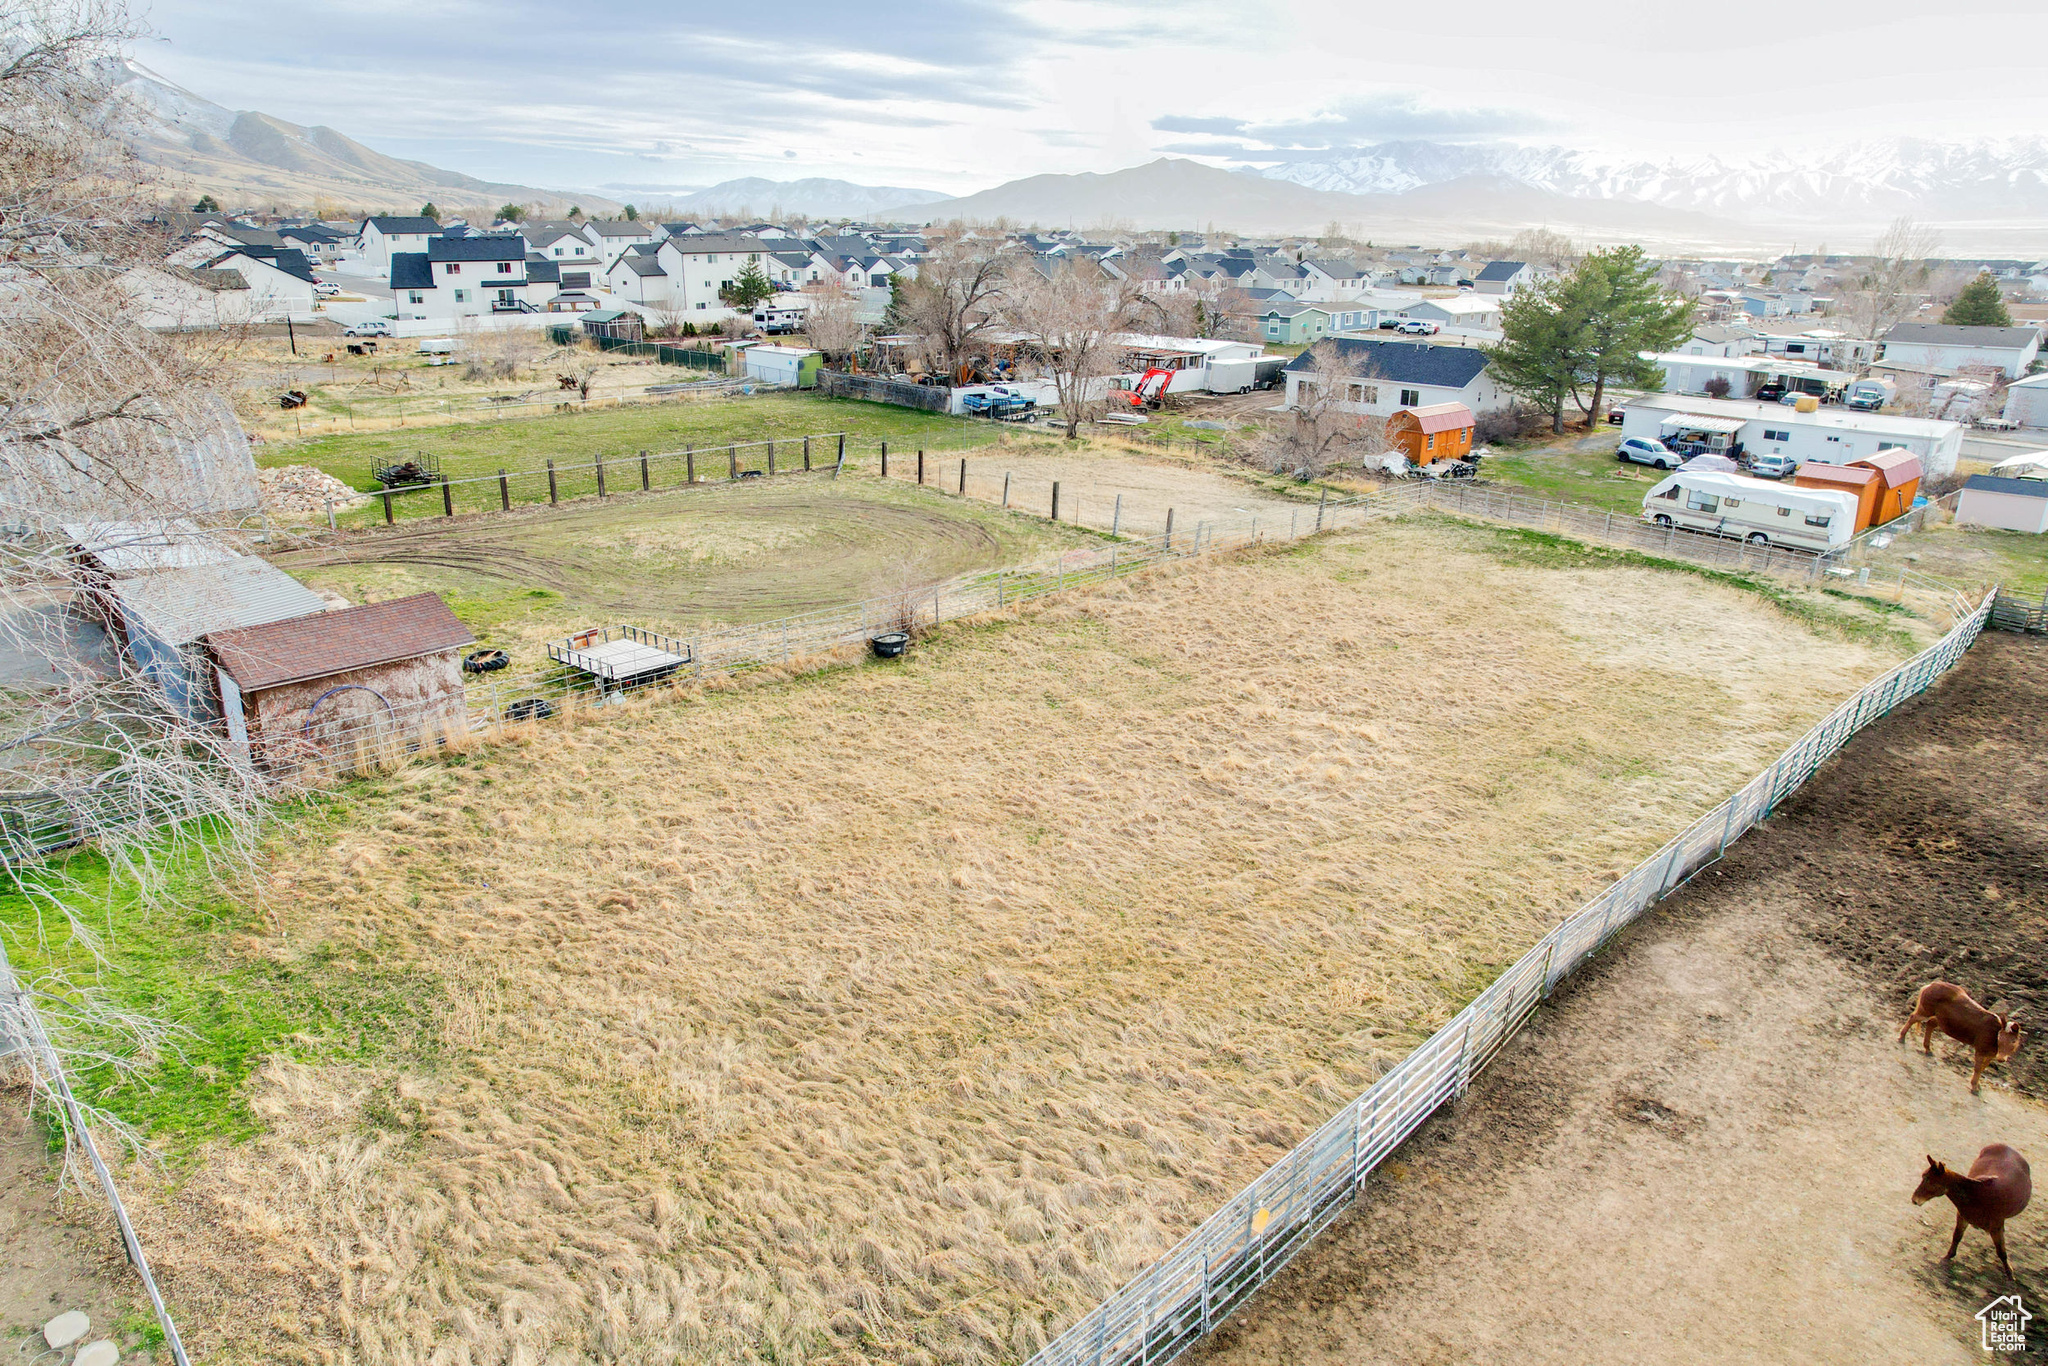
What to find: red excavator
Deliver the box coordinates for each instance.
[1113,368,1177,410]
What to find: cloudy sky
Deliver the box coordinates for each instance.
[140,0,2047,196]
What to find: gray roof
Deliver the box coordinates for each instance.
[1962,474,2048,498]
[364,216,442,235]
[389,252,433,290]
[524,256,560,283]
[111,557,328,648]
[586,220,655,237]
[427,234,527,262]
[1476,260,1527,281]
[618,254,667,277]
[1282,337,1491,388]
[1883,323,2039,348]
[662,235,769,255]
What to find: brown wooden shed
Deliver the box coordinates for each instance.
[1385,403,1475,465]
[1791,463,1881,532]
[1848,450,1923,525]
[204,592,475,772]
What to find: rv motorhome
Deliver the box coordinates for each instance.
[1640,469,1858,552]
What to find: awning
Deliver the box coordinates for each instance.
[1660,413,1748,435]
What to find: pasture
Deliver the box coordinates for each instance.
[22,520,1915,1364]
[1193,633,2048,1365]
[268,473,1094,655]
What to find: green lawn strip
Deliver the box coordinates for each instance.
[0,808,439,1151]
[262,393,1007,493]
[1453,519,1922,651]
[1481,445,1661,514]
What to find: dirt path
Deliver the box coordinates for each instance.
[0,1107,149,1351]
[1194,633,2048,1364]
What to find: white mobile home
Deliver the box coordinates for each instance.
[1641,470,1859,552]
[1621,394,1965,477]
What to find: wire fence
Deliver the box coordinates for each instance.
[1020,586,1995,1366]
[0,940,192,1364]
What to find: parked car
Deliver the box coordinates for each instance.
[1617,437,1680,470]
[1378,319,1403,330]
[1606,408,1626,426]
[1748,453,1798,480]
[1755,383,1786,402]
[313,282,341,297]
[1395,320,1438,335]
[343,319,393,337]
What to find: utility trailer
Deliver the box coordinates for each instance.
[546,625,691,690]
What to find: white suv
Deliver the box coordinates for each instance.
[1617,437,1679,470]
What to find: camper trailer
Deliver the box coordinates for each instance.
[1640,469,1859,552]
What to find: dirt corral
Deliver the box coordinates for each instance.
[1194,632,2048,1365]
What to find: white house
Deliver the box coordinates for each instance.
[1620,393,1965,476]
[1473,260,1533,296]
[604,244,675,309]
[1677,325,1759,358]
[581,219,658,267]
[523,223,600,270]
[199,247,318,320]
[1297,259,1374,301]
[357,216,443,277]
[1400,295,1504,332]
[120,264,261,330]
[1644,353,1850,402]
[390,234,534,324]
[1880,322,2041,378]
[2002,372,2048,429]
[1282,337,1509,418]
[652,235,773,321]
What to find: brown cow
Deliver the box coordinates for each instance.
[1914,1145,2033,1278]
[1898,981,2024,1093]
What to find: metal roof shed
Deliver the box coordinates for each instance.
[1848,450,1923,524]
[1791,463,1882,531]
[107,557,328,721]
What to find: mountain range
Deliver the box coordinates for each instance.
[610,177,948,220]
[111,61,610,215]
[1259,138,2048,234]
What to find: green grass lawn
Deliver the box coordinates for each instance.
[262,393,1009,492]
[1480,429,1665,514]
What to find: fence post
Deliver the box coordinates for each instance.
[324,492,335,530]
[441,475,453,517]
[382,489,393,524]
[1111,493,1122,537]
[1200,1253,1212,1334]
[959,458,967,495]
[1316,485,1328,532]
[768,440,776,476]
[1051,481,1060,521]
[729,445,737,480]
[547,459,558,504]
[804,436,812,471]
[833,438,846,479]
[1165,508,1174,552]
[595,455,607,498]
[498,469,510,511]
[918,449,925,485]
[640,450,650,491]
[686,446,695,485]
[1002,471,1011,507]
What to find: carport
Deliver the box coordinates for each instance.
[1659,412,1747,456]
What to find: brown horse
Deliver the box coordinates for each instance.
[1913,1145,2032,1278]
[1899,981,2024,1093]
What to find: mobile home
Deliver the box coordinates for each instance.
[1641,470,1859,552]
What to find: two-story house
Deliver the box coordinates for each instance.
[357,216,444,277]
[389,234,532,324]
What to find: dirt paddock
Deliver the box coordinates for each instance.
[1195,631,2048,1365]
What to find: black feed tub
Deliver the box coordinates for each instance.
[463,648,510,673]
[870,632,910,659]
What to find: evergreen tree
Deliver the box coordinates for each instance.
[718,258,776,313]
[622,203,639,221]
[191,193,219,213]
[418,201,440,222]
[1485,276,1593,434]
[1571,245,1695,426]
[1942,271,2012,327]
[497,203,526,223]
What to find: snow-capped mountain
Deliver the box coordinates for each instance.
[624,177,947,220]
[1262,137,2048,228]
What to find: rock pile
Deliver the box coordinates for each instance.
[258,464,364,517]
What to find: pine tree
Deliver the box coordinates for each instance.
[1942,271,2012,328]
[1572,245,1696,426]
[1486,277,1592,434]
[718,258,775,313]
[191,193,218,213]
[419,201,440,222]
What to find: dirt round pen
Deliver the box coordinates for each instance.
[14,520,1925,1364]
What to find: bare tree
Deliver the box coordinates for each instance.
[1507,228,1580,272]
[895,237,1010,383]
[1837,216,1943,341]
[1,0,280,1173]
[1003,262,1149,440]
[801,282,868,365]
[1256,342,1390,480]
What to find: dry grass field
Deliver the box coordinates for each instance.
[97,519,1911,1364]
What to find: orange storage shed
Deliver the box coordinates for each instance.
[1385,403,1474,465]
[1792,462,1881,532]
[1848,450,1923,525]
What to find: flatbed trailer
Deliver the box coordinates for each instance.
[546,625,691,688]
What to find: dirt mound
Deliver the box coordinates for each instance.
[258,464,363,518]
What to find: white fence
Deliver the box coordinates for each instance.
[1020,589,1994,1366]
